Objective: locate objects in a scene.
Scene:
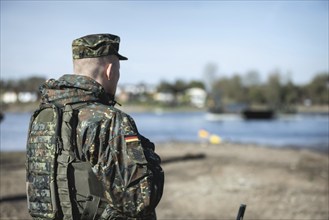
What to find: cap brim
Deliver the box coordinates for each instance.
[117,53,128,60]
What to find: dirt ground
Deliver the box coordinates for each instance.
[0,142,328,220]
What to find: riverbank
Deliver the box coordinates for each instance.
[1,102,328,114]
[1,102,204,114]
[0,142,328,219]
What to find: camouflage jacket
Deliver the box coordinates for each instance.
[39,74,164,219]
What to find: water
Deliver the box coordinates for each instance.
[1,111,328,151]
[131,112,329,151]
[1,113,31,152]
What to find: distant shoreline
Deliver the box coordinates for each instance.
[1,102,205,114]
[2,102,328,114]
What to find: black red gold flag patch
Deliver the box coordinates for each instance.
[125,135,139,143]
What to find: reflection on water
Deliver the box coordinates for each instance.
[1,112,328,151]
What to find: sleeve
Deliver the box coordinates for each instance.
[98,114,164,219]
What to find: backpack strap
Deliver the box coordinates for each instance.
[57,103,87,219]
[55,104,75,219]
[57,102,108,220]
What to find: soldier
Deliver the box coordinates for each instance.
[26,34,164,219]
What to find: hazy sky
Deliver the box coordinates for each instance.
[1,1,328,85]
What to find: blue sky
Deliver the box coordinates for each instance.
[1,1,328,85]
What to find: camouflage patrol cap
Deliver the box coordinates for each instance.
[72,33,128,60]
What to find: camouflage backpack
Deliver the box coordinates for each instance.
[26,103,106,220]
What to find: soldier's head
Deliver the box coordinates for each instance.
[72,34,127,96]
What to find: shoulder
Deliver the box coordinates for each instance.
[112,107,139,135]
[79,102,138,133]
[77,102,116,121]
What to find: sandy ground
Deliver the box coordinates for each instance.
[0,142,328,220]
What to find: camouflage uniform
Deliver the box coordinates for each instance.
[38,74,164,219]
[28,34,163,219]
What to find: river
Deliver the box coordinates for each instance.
[0,111,328,151]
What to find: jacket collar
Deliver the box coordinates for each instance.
[40,74,116,106]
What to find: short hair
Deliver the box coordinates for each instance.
[73,55,112,78]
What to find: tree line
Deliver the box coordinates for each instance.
[1,72,328,108]
[210,71,328,111]
[157,71,328,108]
[0,77,46,99]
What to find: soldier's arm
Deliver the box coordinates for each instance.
[98,114,164,218]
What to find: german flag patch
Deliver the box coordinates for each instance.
[125,135,139,143]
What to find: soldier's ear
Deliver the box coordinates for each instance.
[105,63,113,80]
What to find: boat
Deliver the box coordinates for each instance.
[242,109,275,119]
[0,112,4,122]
